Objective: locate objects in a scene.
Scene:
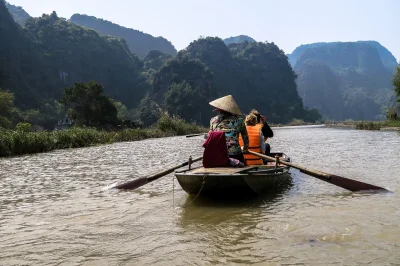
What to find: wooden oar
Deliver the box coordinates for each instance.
[115,156,203,190]
[186,133,206,138]
[248,151,388,192]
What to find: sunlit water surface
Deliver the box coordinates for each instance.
[1,126,399,265]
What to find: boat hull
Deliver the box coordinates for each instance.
[175,153,292,197]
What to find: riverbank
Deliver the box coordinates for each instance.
[325,120,400,131]
[0,115,207,157]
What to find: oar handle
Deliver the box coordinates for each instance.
[186,133,206,138]
[147,156,203,182]
[248,151,331,179]
[115,156,203,190]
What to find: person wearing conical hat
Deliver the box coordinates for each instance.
[208,95,249,164]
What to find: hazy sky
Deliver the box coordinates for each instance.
[7,0,400,61]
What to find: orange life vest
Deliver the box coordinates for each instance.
[239,124,263,165]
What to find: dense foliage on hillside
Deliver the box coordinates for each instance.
[0,0,54,108]
[5,1,30,26]
[224,35,256,45]
[142,50,172,80]
[148,56,215,125]
[148,37,321,124]
[290,41,397,120]
[69,14,177,59]
[229,41,312,123]
[25,12,149,108]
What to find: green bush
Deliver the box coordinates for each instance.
[15,122,33,132]
[355,121,382,130]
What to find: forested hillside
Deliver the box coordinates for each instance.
[5,1,30,26]
[143,37,321,125]
[0,0,53,108]
[289,41,398,120]
[25,12,149,108]
[0,1,326,129]
[69,14,177,58]
[1,0,150,110]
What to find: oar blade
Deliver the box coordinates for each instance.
[329,174,388,192]
[115,177,149,190]
[248,150,388,192]
[300,169,388,192]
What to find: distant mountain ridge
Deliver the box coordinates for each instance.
[69,14,177,59]
[5,0,31,26]
[288,41,397,72]
[223,35,256,45]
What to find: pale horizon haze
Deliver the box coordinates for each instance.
[7,0,400,62]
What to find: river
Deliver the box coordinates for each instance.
[0,126,399,265]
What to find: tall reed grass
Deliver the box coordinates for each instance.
[0,114,207,157]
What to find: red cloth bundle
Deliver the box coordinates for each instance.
[202,131,230,168]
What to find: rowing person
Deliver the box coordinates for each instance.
[208,95,249,164]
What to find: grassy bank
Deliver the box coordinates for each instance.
[326,120,400,130]
[0,114,207,157]
[355,120,400,130]
[270,119,321,127]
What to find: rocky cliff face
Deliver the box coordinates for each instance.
[290,41,397,120]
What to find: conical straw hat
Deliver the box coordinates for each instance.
[209,95,242,115]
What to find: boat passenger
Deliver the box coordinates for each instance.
[208,95,249,164]
[249,109,273,156]
[239,113,265,165]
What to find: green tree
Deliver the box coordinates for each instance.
[0,89,15,128]
[138,94,161,126]
[393,65,400,103]
[60,81,120,128]
[113,101,129,121]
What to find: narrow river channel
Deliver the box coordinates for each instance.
[1,126,399,265]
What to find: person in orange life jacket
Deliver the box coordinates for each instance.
[239,113,265,165]
[208,95,249,164]
[249,109,273,156]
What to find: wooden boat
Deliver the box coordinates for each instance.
[175,152,292,197]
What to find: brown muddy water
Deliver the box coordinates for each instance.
[0,125,399,265]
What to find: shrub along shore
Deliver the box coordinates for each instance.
[0,114,207,157]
